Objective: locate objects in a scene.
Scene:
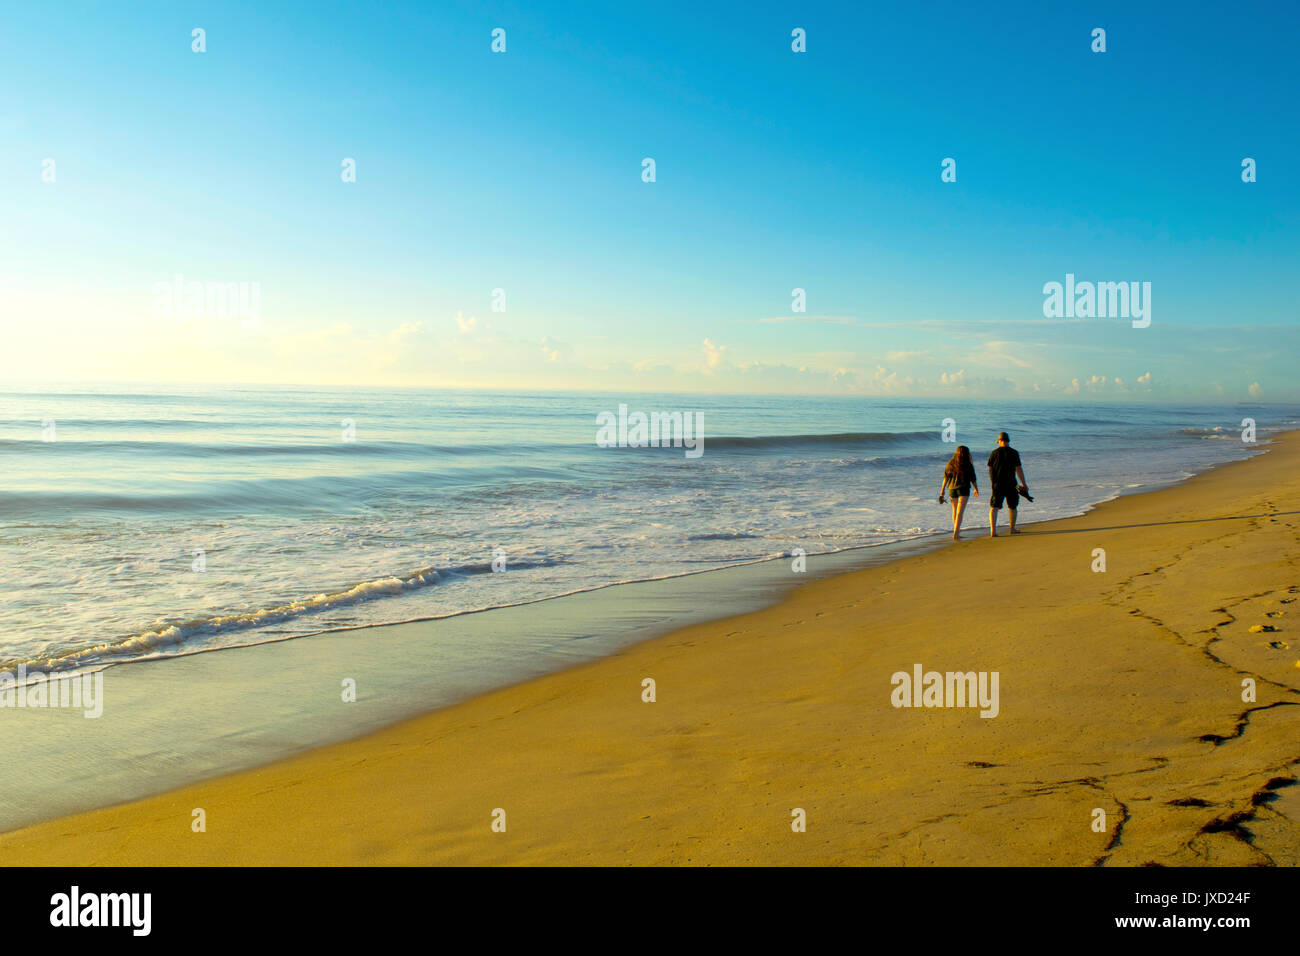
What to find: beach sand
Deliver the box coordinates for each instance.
[4,433,1298,866]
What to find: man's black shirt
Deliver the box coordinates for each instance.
[988,445,1021,489]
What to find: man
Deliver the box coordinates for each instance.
[987,432,1028,538]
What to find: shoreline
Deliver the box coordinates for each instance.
[3,432,1298,864]
[0,436,1256,833]
[6,431,1257,686]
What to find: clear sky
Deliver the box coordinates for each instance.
[1,0,1296,399]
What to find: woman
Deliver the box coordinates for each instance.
[938,445,979,540]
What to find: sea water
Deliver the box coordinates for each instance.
[0,385,1292,681]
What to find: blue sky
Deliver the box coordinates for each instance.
[1,0,1296,399]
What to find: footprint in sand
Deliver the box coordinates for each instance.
[1266,610,1285,618]
[1249,624,1279,633]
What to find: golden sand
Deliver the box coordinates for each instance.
[4,432,1298,866]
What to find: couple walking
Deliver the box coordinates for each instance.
[938,432,1032,540]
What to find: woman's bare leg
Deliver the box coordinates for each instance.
[954,496,968,539]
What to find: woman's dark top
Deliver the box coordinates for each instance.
[945,461,975,498]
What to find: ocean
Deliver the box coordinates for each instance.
[1,385,1293,683]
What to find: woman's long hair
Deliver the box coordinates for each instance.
[944,445,973,483]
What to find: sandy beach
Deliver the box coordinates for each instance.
[3,432,1298,867]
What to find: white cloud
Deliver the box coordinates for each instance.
[702,338,726,370]
[387,321,423,344]
[976,340,1033,369]
[454,311,478,334]
[754,315,861,326]
[868,365,914,392]
[1249,381,1263,398]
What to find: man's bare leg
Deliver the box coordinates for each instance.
[1008,507,1019,534]
[989,506,999,537]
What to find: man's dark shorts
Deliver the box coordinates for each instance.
[991,485,1019,510]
